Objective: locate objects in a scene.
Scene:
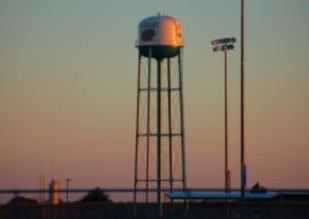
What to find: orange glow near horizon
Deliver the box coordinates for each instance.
[0,1,308,203]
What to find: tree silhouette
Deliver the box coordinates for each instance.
[79,187,112,203]
[7,196,38,205]
[250,182,267,194]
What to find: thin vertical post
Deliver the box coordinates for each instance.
[240,0,246,201]
[167,58,174,194]
[224,44,229,193]
[66,178,70,203]
[134,52,142,204]
[178,48,187,191]
[157,59,162,216]
[240,1,247,218]
[146,48,152,203]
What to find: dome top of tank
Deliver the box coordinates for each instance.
[136,13,184,60]
[136,13,184,48]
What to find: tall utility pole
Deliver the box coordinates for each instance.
[240,0,246,202]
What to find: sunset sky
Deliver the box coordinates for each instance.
[0,0,308,202]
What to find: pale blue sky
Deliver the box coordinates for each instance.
[0,0,308,202]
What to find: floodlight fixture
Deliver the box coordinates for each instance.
[213,44,234,52]
[211,37,236,46]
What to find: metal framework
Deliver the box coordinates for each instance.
[133,48,187,206]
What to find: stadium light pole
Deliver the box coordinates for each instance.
[211,37,236,193]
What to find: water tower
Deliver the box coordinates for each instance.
[133,13,187,205]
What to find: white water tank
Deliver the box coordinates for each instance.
[136,13,184,59]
